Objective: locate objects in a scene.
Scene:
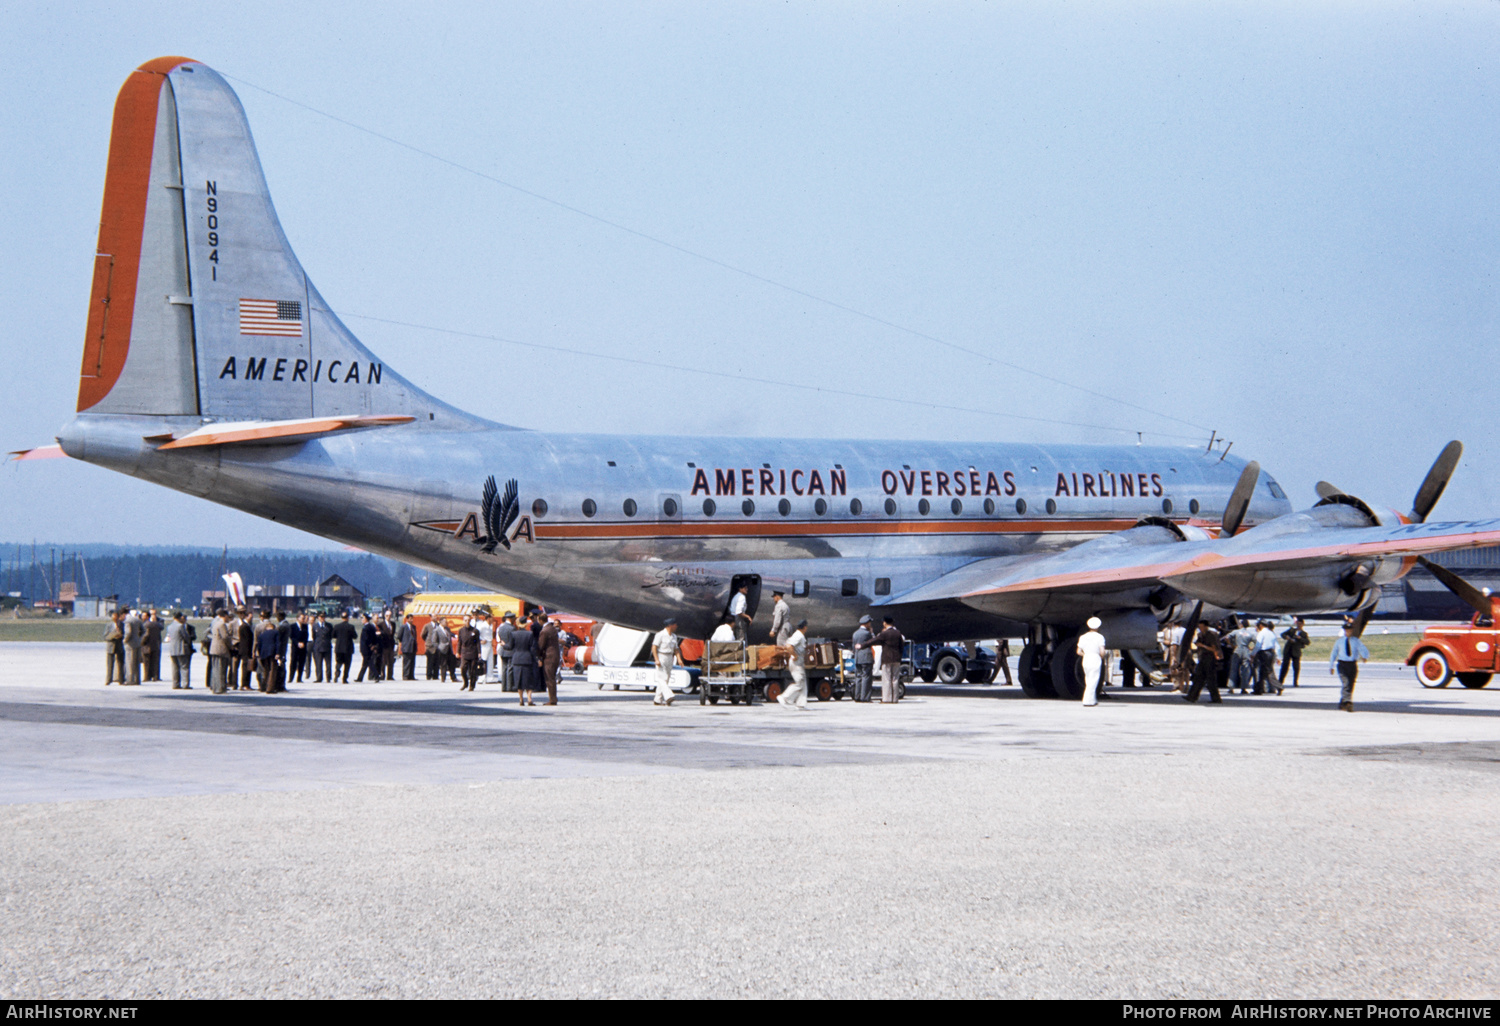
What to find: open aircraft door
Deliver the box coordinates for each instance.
[725,574,762,623]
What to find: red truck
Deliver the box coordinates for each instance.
[1405,610,1499,689]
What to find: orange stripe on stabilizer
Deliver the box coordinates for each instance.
[76,57,196,412]
[156,415,414,449]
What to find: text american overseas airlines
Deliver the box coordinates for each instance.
[688,466,1164,499]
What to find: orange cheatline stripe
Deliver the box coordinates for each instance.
[77,57,195,412]
[531,518,1140,540]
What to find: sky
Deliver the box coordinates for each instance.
[2,1,1498,548]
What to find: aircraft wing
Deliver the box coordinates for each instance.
[881,518,1500,623]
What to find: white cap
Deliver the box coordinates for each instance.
[1086,616,1102,629]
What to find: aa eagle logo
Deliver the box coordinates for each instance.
[480,475,521,552]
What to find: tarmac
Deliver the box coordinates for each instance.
[2,642,1497,998]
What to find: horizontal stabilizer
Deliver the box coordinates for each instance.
[6,444,68,462]
[150,414,414,450]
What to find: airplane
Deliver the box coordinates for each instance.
[41,57,1500,700]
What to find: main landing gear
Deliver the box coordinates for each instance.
[1016,625,1090,701]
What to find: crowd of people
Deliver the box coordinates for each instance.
[104,589,1367,712]
[1164,614,1368,710]
[99,601,579,703]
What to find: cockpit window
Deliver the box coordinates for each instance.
[1265,478,1286,500]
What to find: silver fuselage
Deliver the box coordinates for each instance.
[60,413,1289,640]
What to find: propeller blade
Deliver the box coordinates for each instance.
[1347,604,1378,639]
[1410,440,1463,523]
[1315,481,1344,500]
[1220,460,1261,537]
[1416,556,1492,617]
[1176,600,1204,671]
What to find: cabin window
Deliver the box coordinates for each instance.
[793,580,810,597]
[841,578,860,597]
[742,499,755,516]
[950,499,962,515]
[875,578,891,596]
[1189,499,1201,515]
[623,498,637,517]
[850,498,863,515]
[814,498,828,516]
[884,498,897,516]
[662,498,678,517]
[581,499,597,518]
[918,499,931,516]
[532,499,548,518]
[1162,498,1174,515]
[777,498,791,516]
[702,498,716,516]
[1015,498,1027,515]
[984,498,996,515]
[1045,499,1057,514]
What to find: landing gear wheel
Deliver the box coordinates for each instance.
[934,653,965,685]
[1017,643,1057,698]
[918,669,937,683]
[1050,640,1086,702]
[816,679,833,702]
[1458,672,1491,689]
[1414,650,1452,688]
[765,681,782,703]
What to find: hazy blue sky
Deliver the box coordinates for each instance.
[3,1,1498,547]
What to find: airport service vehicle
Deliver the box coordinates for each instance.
[908,642,997,684]
[403,593,524,655]
[36,58,1500,702]
[1406,615,1498,689]
[1401,559,1500,689]
[1410,612,1494,684]
[701,639,855,704]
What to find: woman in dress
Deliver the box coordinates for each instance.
[510,614,539,706]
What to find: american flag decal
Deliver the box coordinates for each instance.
[239,298,303,337]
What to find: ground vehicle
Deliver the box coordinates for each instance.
[1405,613,1498,689]
[906,642,997,684]
[404,593,526,654]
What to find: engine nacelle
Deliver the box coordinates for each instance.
[1164,500,1405,614]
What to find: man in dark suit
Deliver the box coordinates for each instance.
[457,616,482,691]
[143,610,163,681]
[289,613,309,682]
[497,611,517,692]
[356,614,377,681]
[311,612,333,682]
[537,610,561,705]
[271,612,293,692]
[375,614,394,682]
[233,609,255,690]
[399,614,418,680]
[332,612,358,682]
[256,616,282,694]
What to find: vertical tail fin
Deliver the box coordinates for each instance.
[79,58,462,425]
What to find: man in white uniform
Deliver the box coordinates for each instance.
[778,619,809,710]
[652,618,679,706]
[1077,616,1108,707]
[728,584,751,640]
